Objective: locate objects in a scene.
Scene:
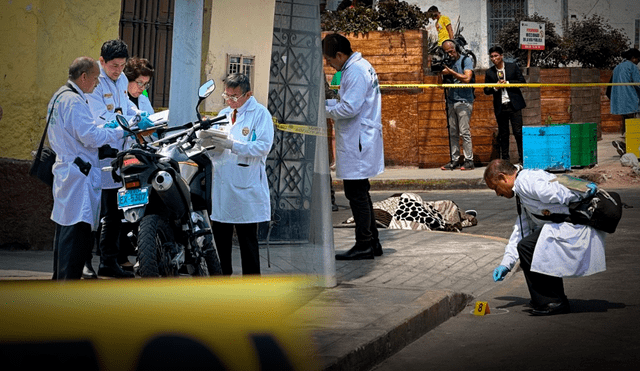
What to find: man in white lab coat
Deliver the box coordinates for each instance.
[323,33,385,260]
[48,57,125,280]
[87,39,139,278]
[202,73,274,275]
[485,159,607,315]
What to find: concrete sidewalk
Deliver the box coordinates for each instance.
[0,228,507,371]
[0,133,627,370]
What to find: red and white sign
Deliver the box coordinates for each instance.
[520,21,545,50]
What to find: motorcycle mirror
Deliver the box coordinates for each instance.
[198,80,215,99]
[115,114,129,128]
[115,114,142,145]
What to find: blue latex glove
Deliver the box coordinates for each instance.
[104,121,118,129]
[586,182,598,197]
[493,265,510,282]
[138,115,153,130]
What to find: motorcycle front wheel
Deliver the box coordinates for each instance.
[137,215,177,277]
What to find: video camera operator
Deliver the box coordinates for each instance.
[439,40,475,171]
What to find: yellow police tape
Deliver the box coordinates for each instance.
[0,276,321,371]
[273,117,330,137]
[276,82,640,137]
[331,82,640,89]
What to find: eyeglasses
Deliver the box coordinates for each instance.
[134,80,151,89]
[222,92,246,102]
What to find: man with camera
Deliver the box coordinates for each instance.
[439,40,475,171]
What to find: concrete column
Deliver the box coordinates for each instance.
[168,0,203,127]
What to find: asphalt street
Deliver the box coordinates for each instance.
[370,187,640,371]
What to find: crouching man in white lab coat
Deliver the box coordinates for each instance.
[200,73,274,275]
[48,57,125,280]
[485,159,607,315]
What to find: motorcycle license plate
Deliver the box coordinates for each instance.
[118,187,149,209]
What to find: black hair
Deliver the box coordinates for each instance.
[322,33,353,58]
[100,39,129,62]
[427,6,438,13]
[224,73,251,94]
[488,46,504,55]
[622,48,640,60]
[69,56,97,80]
[124,57,155,82]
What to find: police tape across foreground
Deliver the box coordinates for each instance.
[0,276,321,371]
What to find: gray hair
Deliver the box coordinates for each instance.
[224,73,251,94]
[69,57,97,80]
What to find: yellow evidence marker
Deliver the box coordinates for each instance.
[473,301,491,316]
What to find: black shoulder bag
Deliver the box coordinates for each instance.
[29,85,78,187]
[528,190,624,234]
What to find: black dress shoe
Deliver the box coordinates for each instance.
[531,301,570,316]
[332,203,339,212]
[98,263,135,278]
[119,261,135,272]
[372,241,383,257]
[82,262,98,279]
[336,245,374,260]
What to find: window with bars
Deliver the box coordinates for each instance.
[227,54,255,88]
[487,0,528,48]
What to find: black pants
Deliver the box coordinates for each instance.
[496,103,523,162]
[53,222,93,280]
[517,228,567,308]
[211,221,260,276]
[99,188,123,265]
[343,178,378,245]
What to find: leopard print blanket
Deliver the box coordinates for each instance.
[341,193,477,232]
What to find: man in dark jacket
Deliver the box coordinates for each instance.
[484,46,527,163]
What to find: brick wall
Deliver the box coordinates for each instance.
[322,31,612,168]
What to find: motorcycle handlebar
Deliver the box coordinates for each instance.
[200,115,228,129]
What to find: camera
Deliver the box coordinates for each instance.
[431,54,454,73]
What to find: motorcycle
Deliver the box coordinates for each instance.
[109,80,227,277]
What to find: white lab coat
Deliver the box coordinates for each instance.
[130,93,154,115]
[500,169,607,277]
[47,81,124,230]
[208,96,274,223]
[87,67,139,189]
[326,52,384,180]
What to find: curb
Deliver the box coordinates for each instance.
[320,290,474,371]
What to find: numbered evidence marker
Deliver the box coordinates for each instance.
[0,276,320,371]
[473,301,491,316]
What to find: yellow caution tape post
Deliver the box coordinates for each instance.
[0,276,321,371]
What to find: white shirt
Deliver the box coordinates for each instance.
[496,67,510,104]
[48,81,124,230]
